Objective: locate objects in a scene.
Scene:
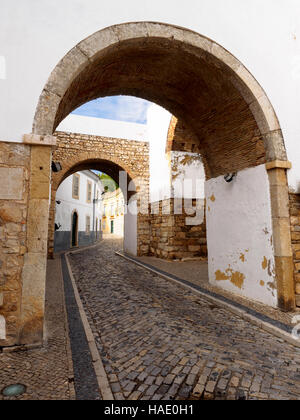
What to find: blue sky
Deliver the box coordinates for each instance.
[72,95,152,124]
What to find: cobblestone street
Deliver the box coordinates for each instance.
[68,239,300,400]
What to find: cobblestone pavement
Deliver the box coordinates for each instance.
[0,258,74,400]
[68,239,300,400]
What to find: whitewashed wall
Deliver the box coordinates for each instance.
[206,164,277,307]
[124,201,137,256]
[147,104,172,202]
[57,114,147,141]
[171,151,206,200]
[55,171,103,232]
[1,0,299,191]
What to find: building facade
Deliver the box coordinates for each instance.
[102,188,125,237]
[54,170,103,252]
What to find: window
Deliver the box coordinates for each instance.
[86,215,91,233]
[72,174,80,199]
[87,181,92,203]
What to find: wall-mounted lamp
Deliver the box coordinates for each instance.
[52,162,62,173]
[55,223,61,231]
[224,173,237,183]
[56,200,61,205]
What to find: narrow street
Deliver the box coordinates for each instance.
[67,239,300,400]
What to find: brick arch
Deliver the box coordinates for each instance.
[48,131,149,257]
[33,21,286,166]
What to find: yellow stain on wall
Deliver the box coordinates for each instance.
[239,253,245,262]
[260,280,265,287]
[215,268,245,289]
[210,194,216,202]
[262,257,268,270]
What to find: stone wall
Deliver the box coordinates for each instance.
[149,199,207,260]
[0,142,31,346]
[289,192,300,307]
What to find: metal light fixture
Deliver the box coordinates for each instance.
[55,223,61,231]
[224,173,237,183]
[51,161,62,173]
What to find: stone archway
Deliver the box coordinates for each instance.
[48,130,150,258]
[31,21,293,309]
[16,21,295,347]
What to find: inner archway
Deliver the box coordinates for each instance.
[48,130,149,259]
[34,22,294,310]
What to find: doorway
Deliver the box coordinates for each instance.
[71,211,78,247]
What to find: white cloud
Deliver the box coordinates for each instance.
[72,96,151,124]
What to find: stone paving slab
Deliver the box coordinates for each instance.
[0,258,74,400]
[68,239,300,400]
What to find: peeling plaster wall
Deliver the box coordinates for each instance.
[206,164,277,307]
[171,151,206,201]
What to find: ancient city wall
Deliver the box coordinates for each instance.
[149,199,207,260]
[289,193,300,307]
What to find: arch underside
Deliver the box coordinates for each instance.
[57,158,130,190]
[34,23,286,180]
[54,37,266,179]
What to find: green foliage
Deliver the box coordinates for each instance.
[99,173,118,192]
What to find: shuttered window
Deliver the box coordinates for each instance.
[87,181,92,203]
[86,215,91,233]
[72,174,80,199]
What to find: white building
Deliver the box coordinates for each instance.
[54,170,103,252]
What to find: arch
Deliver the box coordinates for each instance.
[33,22,294,310]
[33,21,287,167]
[53,154,136,194]
[48,138,146,258]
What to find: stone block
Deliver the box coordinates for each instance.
[33,90,61,135]
[77,26,119,59]
[269,185,290,218]
[272,217,293,257]
[23,134,57,146]
[112,22,148,42]
[0,168,24,200]
[275,256,295,311]
[211,42,241,72]
[20,252,47,344]
[268,168,288,186]
[262,130,287,162]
